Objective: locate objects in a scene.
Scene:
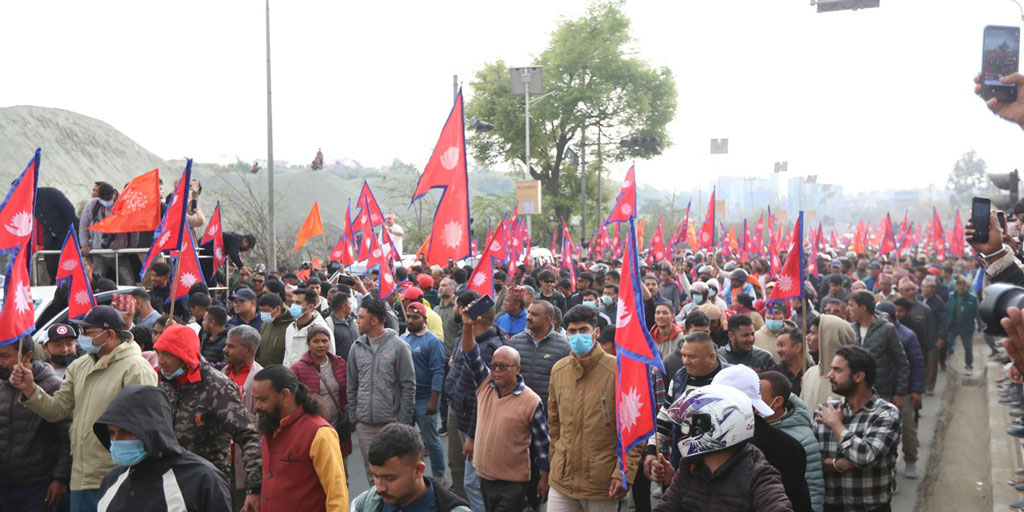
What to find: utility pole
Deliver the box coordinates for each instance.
[265,0,276,270]
[581,128,587,243]
[453,74,458,103]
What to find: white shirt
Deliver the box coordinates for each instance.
[388,223,404,255]
[282,311,336,368]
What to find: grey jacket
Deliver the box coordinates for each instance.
[0,362,71,486]
[771,394,825,512]
[347,328,416,425]
[852,318,910,399]
[507,328,569,405]
[79,197,135,251]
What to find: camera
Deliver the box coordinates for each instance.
[979,283,1024,335]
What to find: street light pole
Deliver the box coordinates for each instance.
[265,0,276,270]
[580,128,586,244]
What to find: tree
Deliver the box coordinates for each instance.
[947,150,987,210]
[465,1,677,243]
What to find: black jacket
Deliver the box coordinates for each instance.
[0,362,71,486]
[752,415,813,512]
[94,386,231,512]
[35,187,78,249]
[222,232,246,269]
[654,443,793,512]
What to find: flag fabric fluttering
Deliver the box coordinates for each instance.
[950,211,965,257]
[647,219,667,265]
[0,149,40,253]
[199,201,226,277]
[294,201,325,250]
[88,169,161,234]
[467,218,509,298]
[698,189,716,250]
[560,220,577,293]
[170,227,204,303]
[366,231,397,300]
[614,217,664,486]
[0,244,35,345]
[606,165,637,224]
[879,214,897,255]
[353,181,385,230]
[413,89,471,266]
[56,227,95,320]
[140,160,193,278]
[767,212,805,305]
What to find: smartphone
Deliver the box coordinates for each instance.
[466,295,495,320]
[998,210,1008,232]
[982,25,1020,102]
[971,196,992,244]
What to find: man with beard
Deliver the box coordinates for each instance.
[42,323,80,379]
[814,346,901,512]
[351,424,470,512]
[718,314,775,372]
[252,365,348,511]
[0,337,71,510]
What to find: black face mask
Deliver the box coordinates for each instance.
[0,367,10,381]
[49,353,79,368]
[494,284,504,293]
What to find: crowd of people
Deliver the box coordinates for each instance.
[8,72,1024,512]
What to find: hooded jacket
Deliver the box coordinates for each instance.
[347,328,417,425]
[801,315,855,411]
[852,318,910,400]
[0,361,71,486]
[22,332,158,491]
[770,394,825,512]
[155,325,262,491]
[256,310,293,367]
[94,385,231,511]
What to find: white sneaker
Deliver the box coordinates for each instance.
[904,462,918,479]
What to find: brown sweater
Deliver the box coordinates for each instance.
[473,374,541,482]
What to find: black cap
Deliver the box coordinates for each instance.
[71,305,124,331]
[231,287,257,301]
[45,323,78,343]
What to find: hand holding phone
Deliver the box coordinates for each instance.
[982,25,1021,102]
[465,295,495,321]
[971,197,992,244]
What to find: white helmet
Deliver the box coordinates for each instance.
[666,384,755,458]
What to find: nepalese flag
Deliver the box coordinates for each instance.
[830,230,839,251]
[769,238,781,277]
[0,149,40,253]
[647,219,667,264]
[522,221,532,265]
[509,219,524,263]
[414,89,471,266]
[354,181,385,230]
[170,226,204,302]
[367,233,398,300]
[0,244,35,344]
[140,159,192,278]
[752,213,765,252]
[614,218,664,485]
[740,220,750,262]
[879,214,897,255]
[351,196,373,234]
[468,219,509,297]
[606,165,638,223]
[357,224,374,262]
[55,227,95,320]
[670,201,691,249]
[698,189,716,250]
[950,211,965,257]
[199,202,226,276]
[381,223,402,261]
[807,223,822,277]
[767,211,805,304]
[932,207,946,260]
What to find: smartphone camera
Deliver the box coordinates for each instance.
[980,283,1024,335]
[982,25,1021,102]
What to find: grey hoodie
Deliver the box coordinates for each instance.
[347,328,416,425]
[771,394,825,512]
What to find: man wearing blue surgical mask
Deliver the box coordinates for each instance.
[547,305,637,511]
[754,304,791,362]
[255,292,293,367]
[282,288,335,368]
[93,386,231,510]
[10,306,157,512]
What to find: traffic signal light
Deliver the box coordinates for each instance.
[620,137,663,155]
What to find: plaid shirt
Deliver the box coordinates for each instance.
[464,345,551,471]
[815,393,901,509]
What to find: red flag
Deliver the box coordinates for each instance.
[0,244,35,344]
[366,232,397,300]
[614,218,663,485]
[171,228,204,302]
[561,221,577,292]
[294,202,325,250]
[140,160,193,278]
[752,214,765,252]
[950,211,965,257]
[381,224,402,262]
[647,219,667,264]
[311,257,322,271]
[414,91,471,266]
[88,169,161,233]
[468,219,509,297]
[56,228,96,320]
[329,201,356,266]
[0,149,39,252]
[879,214,897,255]
[767,212,805,304]
[357,225,374,262]
[606,165,637,223]
[698,189,716,250]
[199,202,226,276]
[670,201,691,250]
[353,182,385,231]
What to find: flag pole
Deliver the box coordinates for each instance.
[168,255,182,321]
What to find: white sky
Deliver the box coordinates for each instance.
[2,0,1023,194]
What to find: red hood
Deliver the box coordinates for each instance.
[154,324,202,385]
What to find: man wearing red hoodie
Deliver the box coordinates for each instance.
[154,324,263,512]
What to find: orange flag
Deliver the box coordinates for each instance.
[294,202,325,250]
[727,227,739,251]
[88,169,161,233]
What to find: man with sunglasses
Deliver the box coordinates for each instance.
[822,298,845,319]
[458,299,550,511]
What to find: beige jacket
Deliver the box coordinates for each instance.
[800,314,855,410]
[548,345,640,500]
[22,335,158,490]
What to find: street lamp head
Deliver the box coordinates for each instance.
[467,118,494,133]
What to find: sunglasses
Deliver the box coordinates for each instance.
[824,307,842,314]
[490,363,520,372]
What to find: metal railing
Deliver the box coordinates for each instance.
[32,247,231,298]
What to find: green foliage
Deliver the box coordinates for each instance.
[465,1,677,244]
[946,150,987,210]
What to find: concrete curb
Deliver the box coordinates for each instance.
[916,352,961,512]
[988,353,1021,511]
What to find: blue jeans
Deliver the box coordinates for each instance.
[464,459,485,512]
[949,331,974,367]
[0,480,67,512]
[414,398,446,478]
[69,489,99,512]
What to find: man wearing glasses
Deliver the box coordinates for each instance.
[250,272,267,297]
[822,298,845,319]
[457,300,550,511]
